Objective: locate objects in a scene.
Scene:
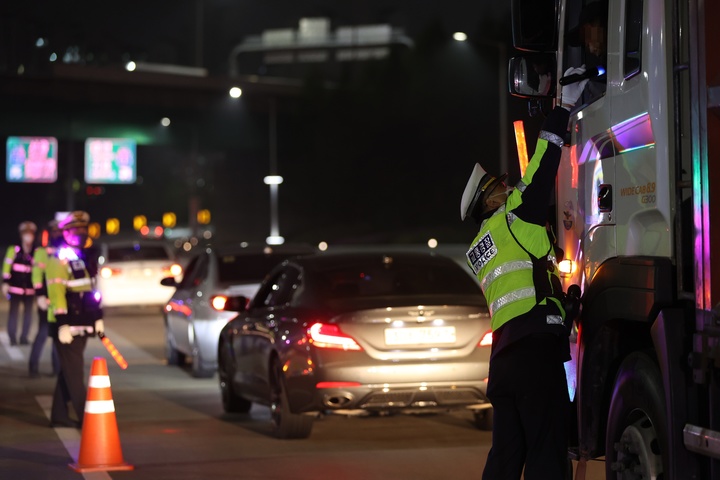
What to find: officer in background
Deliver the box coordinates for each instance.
[47,211,104,428]
[28,219,62,378]
[2,221,38,345]
[460,76,587,479]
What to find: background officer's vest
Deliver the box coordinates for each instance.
[2,245,35,296]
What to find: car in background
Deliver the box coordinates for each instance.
[161,243,317,378]
[96,240,182,308]
[216,251,492,439]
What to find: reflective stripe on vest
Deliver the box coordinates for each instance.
[488,286,537,317]
[480,259,534,292]
[11,264,32,273]
[8,286,34,295]
[67,277,91,288]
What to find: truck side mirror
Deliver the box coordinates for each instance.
[508,53,557,99]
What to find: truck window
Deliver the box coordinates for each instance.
[511,0,559,51]
[624,0,643,79]
[564,0,608,107]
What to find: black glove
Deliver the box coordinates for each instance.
[562,284,581,332]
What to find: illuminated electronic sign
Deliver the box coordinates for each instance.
[6,136,58,183]
[84,137,136,184]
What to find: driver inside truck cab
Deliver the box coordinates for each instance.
[566,0,608,105]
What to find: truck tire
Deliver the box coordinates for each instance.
[605,351,668,479]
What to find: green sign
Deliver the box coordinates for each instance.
[6,136,58,183]
[84,137,136,184]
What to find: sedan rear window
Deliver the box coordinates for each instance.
[217,254,290,283]
[107,245,170,262]
[316,258,481,299]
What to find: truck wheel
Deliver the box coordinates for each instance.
[605,352,667,479]
[269,359,313,439]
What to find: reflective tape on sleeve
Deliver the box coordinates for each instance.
[66,278,91,288]
[539,130,564,148]
[85,400,116,414]
[88,375,112,389]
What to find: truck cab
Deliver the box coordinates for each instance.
[508,0,720,478]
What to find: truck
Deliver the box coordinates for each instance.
[507,0,719,478]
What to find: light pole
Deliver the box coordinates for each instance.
[265,97,284,245]
[453,33,509,175]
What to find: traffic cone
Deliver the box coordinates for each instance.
[69,357,134,472]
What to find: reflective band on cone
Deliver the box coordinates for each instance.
[69,357,134,472]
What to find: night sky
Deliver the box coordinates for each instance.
[0,1,547,249]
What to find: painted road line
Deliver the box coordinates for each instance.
[0,331,26,361]
[36,395,112,480]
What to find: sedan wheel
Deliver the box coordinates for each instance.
[270,360,313,439]
[218,349,251,413]
[165,327,186,366]
[191,347,215,378]
[473,408,493,431]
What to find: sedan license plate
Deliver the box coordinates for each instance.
[384,326,456,346]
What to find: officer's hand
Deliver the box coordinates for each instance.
[37,296,49,310]
[561,66,590,110]
[58,325,73,344]
[94,319,105,336]
[1,283,8,297]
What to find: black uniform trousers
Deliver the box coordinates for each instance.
[7,294,34,344]
[29,307,60,375]
[482,333,570,480]
[51,335,88,426]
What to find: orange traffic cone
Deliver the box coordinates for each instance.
[69,357,134,472]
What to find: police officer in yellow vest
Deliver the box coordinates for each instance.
[28,219,62,378]
[47,211,104,428]
[460,76,587,479]
[2,221,38,345]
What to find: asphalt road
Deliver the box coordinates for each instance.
[0,298,606,480]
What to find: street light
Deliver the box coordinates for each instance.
[453,34,509,175]
[264,98,285,246]
[264,175,284,245]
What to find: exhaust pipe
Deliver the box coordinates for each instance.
[323,394,354,408]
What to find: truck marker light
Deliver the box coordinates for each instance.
[558,259,577,276]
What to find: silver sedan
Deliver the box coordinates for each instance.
[161,243,317,378]
[217,251,493,438]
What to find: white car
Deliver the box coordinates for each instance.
[96,240,182,308]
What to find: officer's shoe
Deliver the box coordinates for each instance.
[9,338,17,346]
[19,338,29,345]
[28,370,41,379]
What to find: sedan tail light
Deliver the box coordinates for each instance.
[211,295,228,311]
[100,267,121,278]
[308,323,362,351]
[478,329,493,347]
